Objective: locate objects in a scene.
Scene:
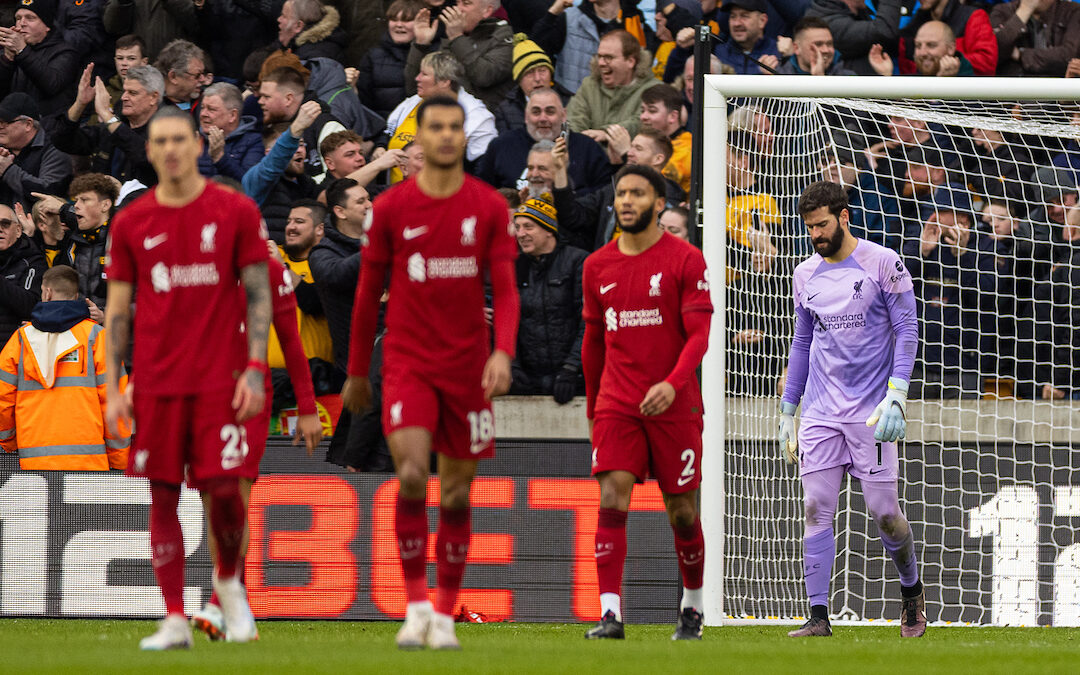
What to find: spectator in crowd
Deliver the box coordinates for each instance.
[493,35,572,135]
[897,0,997,76]
[902,183,996,399]
[258,66,347,182]
[768,16,854,75]
[659,204,691,239]
[871,21,974,77]
[242,100,323,242]
[0,92,71,211]
[893,145,951,240]
[979,194,1049,399]
[510,196,587,404]
[319,130,367,186]
[106,34,149,109]
[103,0,199,60]
[477,87,612,195]
[518,140,558,201]
[194,0,279,81]
[25,196,67,266]
[715,0,780,74]
[406,0,515,111]
[650,1,701,80]
[1037,201,1080,400]
[0,203,45,345]
[356,0,421,120]
[866,115,958,198]
[804,0,902,75]
[726,127,778,277]
[401,140,424,179]
[622,127,684,204]
[55,0,110,71]
[197,82,262,182]
[62,173,118,320]
[991,0,1080,77]
[273,0,347,63]
[566,29,657,140]
[383,50,496,181]
[267,200,335,411]
[533,0,658,94]
[0,0,81,127]
[679,52,725,130]
[54,63,162,187]
[818,138,901,251]
[965,127,1033,209]
[0,264,128,470]
[154,39,208,110]
[638,83,691,194]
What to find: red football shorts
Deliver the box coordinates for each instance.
[591,412,703,494]
[381,364,495,460]
[128,388,269,487]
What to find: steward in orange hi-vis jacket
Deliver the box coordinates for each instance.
[0,266,129,470]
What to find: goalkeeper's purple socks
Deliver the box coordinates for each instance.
[804,528,835,607]
[881,526,919,587]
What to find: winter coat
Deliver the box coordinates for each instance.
[990,0,1080,76]
[404,18,516,111]
[805,0,903,76]
[384,91,496,163]
[0,128,72,212]
[513,244,587,388]
[0,302,129,470]
[0,30,80,125]
[0,235,45,346]
[714,35,781,75]
[197,115,264,181]
[565,52,657,137]
[103,0,199,59]
[196,0,279,80]
[898,0,997,76]
[286,5,349,63]
[492,81,573,135]
[52,116,156,187]
[308,223,362,371]
[306,57,385,141]
[356,32,411,120]
[69,226,111,312]
[474,127,614,196]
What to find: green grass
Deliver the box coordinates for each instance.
[2,620,1079,674]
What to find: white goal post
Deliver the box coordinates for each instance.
[699,75,1080,627]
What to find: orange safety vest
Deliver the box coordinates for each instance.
[0,318,129,470]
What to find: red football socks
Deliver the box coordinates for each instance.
[435,506,471,616]
[595,508,628,596]
[205,477,246,579]
[149,482,185,616]
[396,494,429,603]
[673,517,705,590]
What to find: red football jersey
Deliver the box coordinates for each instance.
[582,233,713,420]
[106,182,268,395]
[363,176,517,377]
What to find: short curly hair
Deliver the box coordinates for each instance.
[69,173,120,203]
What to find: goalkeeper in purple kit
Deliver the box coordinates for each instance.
[779,181,925,638]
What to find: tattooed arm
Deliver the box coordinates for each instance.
[233,261,271,422]
[104,280,133,436]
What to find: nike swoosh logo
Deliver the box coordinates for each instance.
[677,475,693,486]
[600,283,617,294]
[806,292,821,301]
[144,234,167,250]
[470,443,486,455]
[403,226,428,240]
[869,468,885,475]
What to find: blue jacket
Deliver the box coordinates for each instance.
[198,115,263,182]
[714,35,781,75]
[474,128,614,196]
[242,131,300,207]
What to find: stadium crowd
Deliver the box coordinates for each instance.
[0,0,1078,471]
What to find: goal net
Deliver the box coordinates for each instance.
[698,76,1080,627]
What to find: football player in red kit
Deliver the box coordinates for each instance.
[581,165,713,640]
[342,96,519,650]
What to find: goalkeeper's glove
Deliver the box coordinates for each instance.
[866,377,909,442]
[778,401,798,464]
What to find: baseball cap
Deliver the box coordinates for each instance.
[1036,165,1078,203]
[721,0,768,13]
[926,183,974,220]
[0,92,40,122]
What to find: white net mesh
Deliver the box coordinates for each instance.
[714,93,1080,626]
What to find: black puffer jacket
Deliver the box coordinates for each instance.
[69,225,110,312]
[356,32,411,120]
[0,235,46,345]
[260,174,319,245]
[308,223,361,371]
[512,244,587,390]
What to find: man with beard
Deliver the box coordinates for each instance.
[870,21,974,76]
[476,87,611,195]
[897,0,997,76]
[714,0,780,74]
[258,67,346,183]
[580,164,712,641]
[780,180,925,639]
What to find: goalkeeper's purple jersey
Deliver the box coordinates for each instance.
[781,239,918,423]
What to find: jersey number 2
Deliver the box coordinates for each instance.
[220,424,249,470]
[677,449,696,487]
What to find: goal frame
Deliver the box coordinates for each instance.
[698,75,1080,627]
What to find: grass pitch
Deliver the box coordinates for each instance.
[2,619,1078,674]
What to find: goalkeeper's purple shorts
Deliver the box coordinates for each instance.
[797,419,898,482]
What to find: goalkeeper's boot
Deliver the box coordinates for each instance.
[584,610,625,639]
[396,601,433,650]
[671,607,704,640]
[426,612,461,651]
[787,616,832,637]
[140,613,193,651]
[213,573,258,643]
[900,591,927,638]
[191,603,226,641]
